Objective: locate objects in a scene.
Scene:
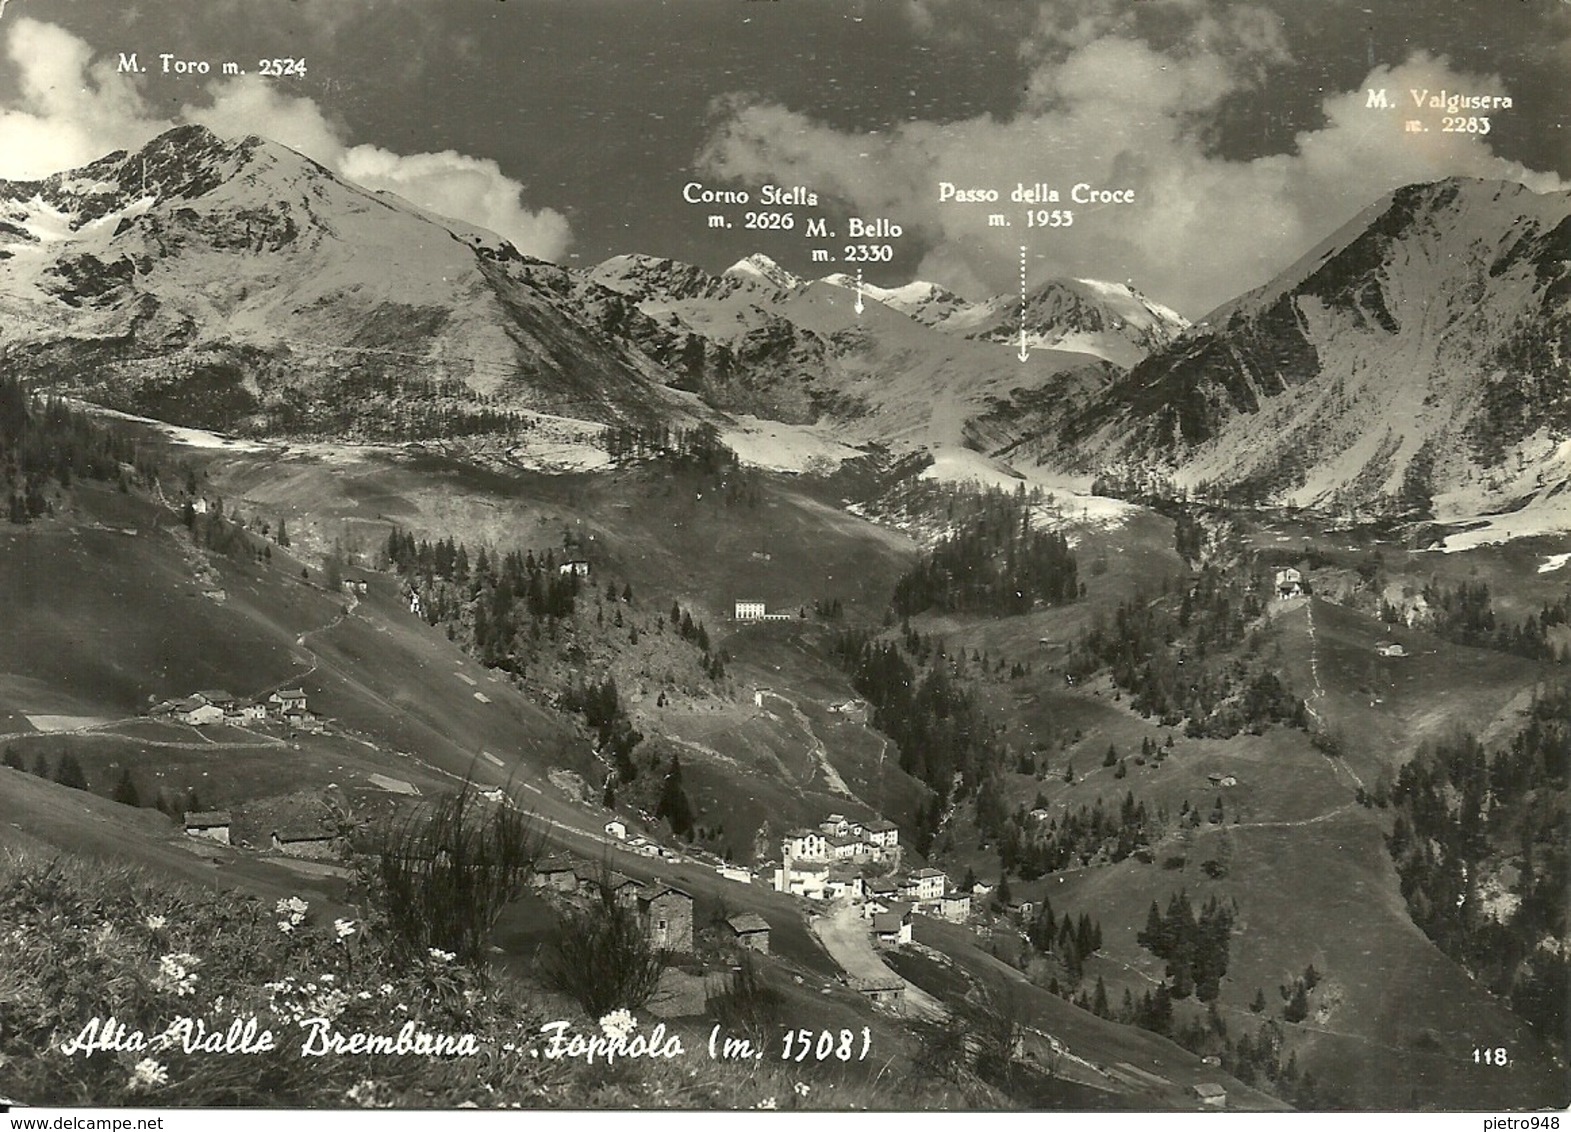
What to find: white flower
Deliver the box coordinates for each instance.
[334,918,356,940]
[794,1082,811,1097]
[145,914,167,931]
[129,1059,168,1092]
[379,983,395,997]
[428,947,456,964]
[276,896,309,916]
[154,952,201,997]
[598,1009,637,1041]
[345,1079,380,1108]
[755,1097,777,1110]
[356,990,373,1001]
[277,920,295,934]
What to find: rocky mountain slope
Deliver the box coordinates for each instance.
[0,125,696,436]
[998,178,1571,519]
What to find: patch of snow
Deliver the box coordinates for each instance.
[720,416,864,473]
[724,253,806,293]
[1537,553,1570,574]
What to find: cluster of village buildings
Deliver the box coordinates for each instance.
[532,854,772,956]
[772,812,973,941]
[150,687,317,730]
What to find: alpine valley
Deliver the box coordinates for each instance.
[2,126,1567,1113]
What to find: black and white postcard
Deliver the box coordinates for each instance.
[0,0,1566,1117]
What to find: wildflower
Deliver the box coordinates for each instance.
[154,952,201,997]
[755,1097,777,1110]
[428,948,456,964]
[379,983,395,997]
[277,920,295,935]
[794,1082,811,1097]
[334,918,356,940]
[345,1080,380,1108]
[356,991,373,1001]
[128,1059,168,1092]
[276,896,309,917]
[145,914,167,931]
[598,1009,637,1041]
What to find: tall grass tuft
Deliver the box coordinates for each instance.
[538,871,668,1017]
[368,786,543,966]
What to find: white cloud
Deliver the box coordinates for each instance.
[699,26,1564,317]
[0,20,571,261]
[0,18,164,178]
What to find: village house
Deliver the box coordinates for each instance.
[1192,1083,1227,1108]
[820,813,851,838]
[195,690,236,709]
[865,877,899,902]
[638,883,693,952]
[907,867,948,902]
[727,913,771,955]
[181,702,225,727]
[716,863,753,884]
[604,818,628,840]
[971,881,994,897]
[282,705,319,730]
[824,866,865,901]
[1274,567,1304,598]
[872,904,913,948]
[827,834,864,860]
[860,897,893,922]
[269,821,337,859]
[534,855,580,893]
[940,891,972,923]
[229,703,267,724]
[781,828,828,861]
[1375,641,1408,658]
[773,860,829,900]
[598,873,645,907]
[559,560,591,578]
[184,810,232,845]
[851,976,905,1010]
[734,599,767,621]
[269,688,308,713]
[1207,772,1239,788]
[864,819,899,849]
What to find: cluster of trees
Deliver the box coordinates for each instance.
[256,370,533,440]
[1023,895,1104,980]
[2,746,206,819]
[654,752,697,840]
[559,674,644,786]
[602,421,738,475]
[1384,686,1569,1056]
[890,487,1079,617]
[1,377,151,522]
[669,601,726,680]
[1278,963,1323,1024]
[1068,574,1305,737]
[986,790,1158,879]
[829,628,1005,834]
[385,529,585,671]
[1392,580,1569,662]
[1136,889,1236,1002]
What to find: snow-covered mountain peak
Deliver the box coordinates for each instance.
[723,253,807,293]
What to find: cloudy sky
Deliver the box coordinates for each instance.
[0,0,1565,316]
